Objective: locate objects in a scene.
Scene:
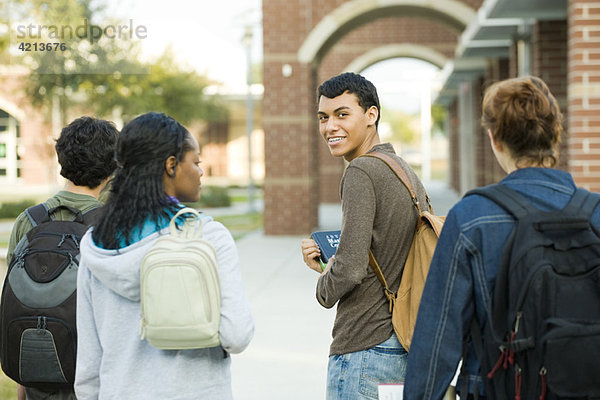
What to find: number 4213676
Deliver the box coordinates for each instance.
[18,42,67,51]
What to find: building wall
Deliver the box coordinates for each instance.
[568,0,600,192]
[533,19,569,171]
[463,18,570,192]
[0,68,55,196]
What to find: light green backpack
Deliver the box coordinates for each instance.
[139,207,221,350]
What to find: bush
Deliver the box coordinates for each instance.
[197,186,231,208]
[0,200,36,219]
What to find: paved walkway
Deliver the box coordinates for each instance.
[229,180,460,399]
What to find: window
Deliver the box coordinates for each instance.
[0,110,20,182]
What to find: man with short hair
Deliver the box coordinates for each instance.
[301,72,429,399]
[6,116,118,400]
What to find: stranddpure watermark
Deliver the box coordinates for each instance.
[10,18,149,74]
[14,18,147,45]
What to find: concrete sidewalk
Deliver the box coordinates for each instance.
[230,180,460,399]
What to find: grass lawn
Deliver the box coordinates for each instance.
[0,368,17,399]
[214,212,262,240]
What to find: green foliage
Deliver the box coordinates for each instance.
[380,107,419,144]
[183,186,231,209]
[0,200,36,219]
[199,186,231,208]
[431,104,447,135]
[8,0,227,126]
[100,48,228,125]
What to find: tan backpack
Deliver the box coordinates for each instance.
[362,152,445,352]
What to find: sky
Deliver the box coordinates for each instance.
[103,0,262,91]
[362,58,439,114]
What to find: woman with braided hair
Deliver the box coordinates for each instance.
[75,112,254,399]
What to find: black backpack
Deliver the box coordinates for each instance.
[465,184,600,400]
[0,203,101,389]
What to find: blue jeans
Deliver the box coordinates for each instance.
[326,333,407,400]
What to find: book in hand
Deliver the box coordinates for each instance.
[310,230,341,264]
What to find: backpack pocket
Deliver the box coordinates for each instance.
[20,327,67,384]
[542,319,600,397]
[4,316,74,385]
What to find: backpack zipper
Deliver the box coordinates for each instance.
[32,232,80,249]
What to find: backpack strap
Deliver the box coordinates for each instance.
[465,184,535,220]
[24,203,50,227]
[26,203,102,226]
[362,152,431,214]
[368,250,395,312]
[46,205,84,223]
[81,206,103,226]
[563,188,600,218]
[360,152,426,311]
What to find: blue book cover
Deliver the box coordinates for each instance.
[310,230,341,263]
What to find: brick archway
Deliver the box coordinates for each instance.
[262,0,480,235]
[344,44,448,72]
[298,0,474,66]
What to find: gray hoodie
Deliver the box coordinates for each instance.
[75,218,254,400]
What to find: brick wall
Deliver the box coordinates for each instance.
[0,72,54,186]
[568,0,600,192]
[533,19,569,170]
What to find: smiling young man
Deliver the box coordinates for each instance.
[301,72,429,399]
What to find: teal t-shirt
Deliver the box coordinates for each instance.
[98,205,211,249]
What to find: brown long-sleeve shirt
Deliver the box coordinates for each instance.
[317,143,429,355]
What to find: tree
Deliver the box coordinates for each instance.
[431,104,447,136]
[87,47,227,125]
[380,107,419,144]
[8,0,226,126]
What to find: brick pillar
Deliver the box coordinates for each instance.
[262,0,320,235]
[568,0,600,192]
[262,63,319,234]
[533,19,569,170]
